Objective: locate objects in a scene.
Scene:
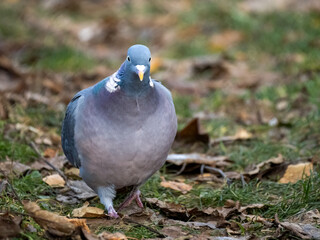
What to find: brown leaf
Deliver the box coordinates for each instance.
[167,153,228,166]
[210,30,243,51]
[43,174,66,188]
[160,179,192,194]
[161,225,187,238]
[65,167,80,179]
[0,213,21,238]
[211,129,253,145]
[279,162,313,184]
[275,214,320,239]
[67,180,97,200]
[98,231,127,240]
[23,201,76,237]
[43,78,63,94]
[30,156,67,171]
[0,160,31,176]
[175,118,209,144]
[244,154,285,177]
[0,54,26,93]
[43,148,58,158]
[72,202,105,218]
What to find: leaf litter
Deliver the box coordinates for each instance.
[1,0,320,239]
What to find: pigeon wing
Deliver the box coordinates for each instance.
[61,93,83,168]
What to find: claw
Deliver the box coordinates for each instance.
[108,206,119,218]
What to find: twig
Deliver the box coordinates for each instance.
[30,141,67,181]
[175,162,187,176]
[240,174,247,187]
[123,217,166,238]
[0,169,22,205]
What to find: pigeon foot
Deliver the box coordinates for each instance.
[107,206,119,218]
[117,189,143,211]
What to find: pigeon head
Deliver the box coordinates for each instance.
[117,44,153,96]
[126,44,151,81]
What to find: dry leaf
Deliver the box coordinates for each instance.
[65,167,80,178]
[160,179,192,194]
[167,153,228,166]
[67,180,97,199]
[279,162,313,184]
[175,118,209,144]
[43,174,66,187]
[275,214,320,239]
[68,218,90,233]
[0,161,31,176]
[72,202,105,218]
[30,156,67,171]
[245,154,284,177]
[0,213,21,239]
[210,30,243,51]
[23,201,76,237]
[98,231,127,240]
[211,129,252,145]
[43,148,57,158]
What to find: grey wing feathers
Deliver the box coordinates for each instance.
[61,93,82,168]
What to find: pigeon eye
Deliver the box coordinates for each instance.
[127,56,131,62]
[149,57,151,62]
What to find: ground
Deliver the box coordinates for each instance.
[0,0,320,239]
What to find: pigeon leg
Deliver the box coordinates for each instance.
[97,186,119,218]
[117,189,143,211]
[134,189,144,208]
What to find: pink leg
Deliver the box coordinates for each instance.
[117,189,144,211]
[108,206,119,218]
[135,190,144,208]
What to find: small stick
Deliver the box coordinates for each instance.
[0,169,22,205]
[30,141,67,181]
[175,162,187,176]
[123,217,166,238]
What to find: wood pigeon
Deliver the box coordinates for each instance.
[61,44,177,218]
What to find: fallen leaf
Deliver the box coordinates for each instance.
[72,202,105,218]
[275,214,320,239]
[65,167,80,179]
[43,148,57,158]
[211,129,253,145]
[210,30,243,51]
[279,162,313,183]
[0,213,21,239]
[30,156,67,171]
[0,160,31,176]
[43,174,66,188]
[175,118,209,144]
[167,153,228,166]
[68,218,90,233]
[67,180,97,200]
[161,225,187,238]
[98,231,127,240]
[56,194,80,204]
[23,201,76,237]
[244,154,285,177]
[160,179,192,194]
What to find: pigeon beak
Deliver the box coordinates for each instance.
[136,65,146,81]
[138,71,144,81]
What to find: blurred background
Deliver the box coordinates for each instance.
[1,0,320,238]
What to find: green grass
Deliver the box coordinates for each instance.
[21,45,96,72]
[0,2,31,40]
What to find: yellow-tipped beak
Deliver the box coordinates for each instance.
[138,71,144,81]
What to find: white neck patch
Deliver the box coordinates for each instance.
[105,72,120,93]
